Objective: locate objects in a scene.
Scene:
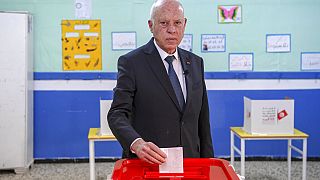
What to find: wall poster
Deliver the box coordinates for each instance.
[61,19,101,71]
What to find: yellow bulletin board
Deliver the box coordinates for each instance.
[61,20,101,71]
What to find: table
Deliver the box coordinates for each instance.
[88,128,117,180]
[230,127,308,180]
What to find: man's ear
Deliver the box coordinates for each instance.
[184,18,187,28]
[148,20,153,33]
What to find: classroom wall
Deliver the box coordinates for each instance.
[1,0,320,72]
[1,0,320,159]
[33,78,320,159]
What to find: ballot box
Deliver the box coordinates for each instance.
[110,158,239,180]
[243,96,294,134]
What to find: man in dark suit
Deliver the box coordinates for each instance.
[108,0,213,164]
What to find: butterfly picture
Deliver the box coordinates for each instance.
[218,5,242,23]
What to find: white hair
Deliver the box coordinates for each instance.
[149,0,184,22]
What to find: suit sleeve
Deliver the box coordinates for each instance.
[107,55,141,153]
[198,58,214,157]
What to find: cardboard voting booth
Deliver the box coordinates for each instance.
[99,100,114,136]
[243,96,294,134]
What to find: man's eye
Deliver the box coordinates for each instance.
[175,21,182,26]
[160,22,167,26]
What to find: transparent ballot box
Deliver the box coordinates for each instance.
[111,158,239,180]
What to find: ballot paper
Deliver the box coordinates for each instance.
[159,147,183,173]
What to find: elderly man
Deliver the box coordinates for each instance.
[108,0,214,164]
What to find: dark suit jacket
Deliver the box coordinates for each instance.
[107,38,214,158]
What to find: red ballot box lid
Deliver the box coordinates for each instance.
[111,158,239,180]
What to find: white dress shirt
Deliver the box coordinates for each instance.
[153,39,187,101]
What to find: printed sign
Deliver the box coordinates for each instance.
[112,32,136,50]
[229,53,253,71]
[201,34,226,52]
[301,52,320,70]
[179,34,193,52]
[266,34,291,53]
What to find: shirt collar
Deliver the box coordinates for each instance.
[153,39,179,61]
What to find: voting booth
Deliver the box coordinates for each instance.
[243,96,294,134]
[99,100,114,136]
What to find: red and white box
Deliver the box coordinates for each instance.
[243,96,294,134]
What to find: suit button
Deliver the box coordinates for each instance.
[181,121,184,125]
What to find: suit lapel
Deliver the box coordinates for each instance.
[144,39,182,111]
[178,48,192,112]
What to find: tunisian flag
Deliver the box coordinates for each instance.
[278,110,288,121]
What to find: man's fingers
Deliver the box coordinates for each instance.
[137,142,166,164]
[147,142,167,159]
[141,156,154,164]
[143,152,164,164]
[144,147,166,164]
[137,148,160,164]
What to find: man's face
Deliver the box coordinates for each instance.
[148,3,186,54]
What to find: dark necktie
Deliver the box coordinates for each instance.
[165,56,185,110]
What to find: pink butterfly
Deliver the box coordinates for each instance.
[219,6,238,21]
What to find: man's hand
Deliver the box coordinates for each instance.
[131,139,167,164]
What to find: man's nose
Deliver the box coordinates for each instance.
[167,24,176,33]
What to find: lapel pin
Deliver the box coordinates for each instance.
[186,61,191,65]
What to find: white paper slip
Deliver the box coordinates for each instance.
[159,147,184,173]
